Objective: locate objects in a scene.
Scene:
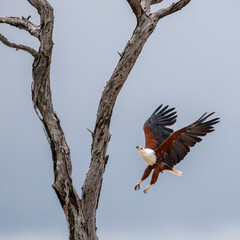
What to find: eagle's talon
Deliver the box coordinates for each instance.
[143,185,150,194]
[134,183,140,191]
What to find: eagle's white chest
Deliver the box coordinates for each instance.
[139,148,157,166]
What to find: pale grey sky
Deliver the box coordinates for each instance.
[0,0,240,239]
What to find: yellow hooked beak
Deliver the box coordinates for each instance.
[136,146,143,151]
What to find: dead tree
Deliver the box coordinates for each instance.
[0,0,191,239]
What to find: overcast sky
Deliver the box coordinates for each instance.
[0,0,240,239]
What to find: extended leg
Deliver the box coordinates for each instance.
[134,165,154,190]
[143,165,161,194]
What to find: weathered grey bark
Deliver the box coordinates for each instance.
[81,1,191,236]
[0,0,191,239]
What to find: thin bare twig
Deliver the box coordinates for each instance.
[0,16,40,39]
[0,33,37,57]
[87,128,94,137]
[153,0,191,20]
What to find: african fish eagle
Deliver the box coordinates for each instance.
[135,104,220,193]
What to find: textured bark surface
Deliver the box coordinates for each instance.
[81,15,158,239]
[28,1,87,239]
[81,0,191,238]
[0,0,191,239]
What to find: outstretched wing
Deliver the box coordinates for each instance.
[155,112,220,168]
[143,105,177,150]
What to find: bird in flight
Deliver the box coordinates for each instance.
[135,104,220,193]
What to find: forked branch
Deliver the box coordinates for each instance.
[127,0,191,21]
[2,0,86,239]
[81,1,191,239]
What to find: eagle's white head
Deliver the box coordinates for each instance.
[136,146,156,165]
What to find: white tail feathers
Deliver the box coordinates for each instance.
[167,169,182,176]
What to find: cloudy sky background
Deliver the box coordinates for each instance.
[0,0,240,239]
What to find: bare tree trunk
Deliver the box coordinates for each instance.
[0,0,191,239]
[28,1,88,239]
[81,1,191,235]
[81,14,158,239]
